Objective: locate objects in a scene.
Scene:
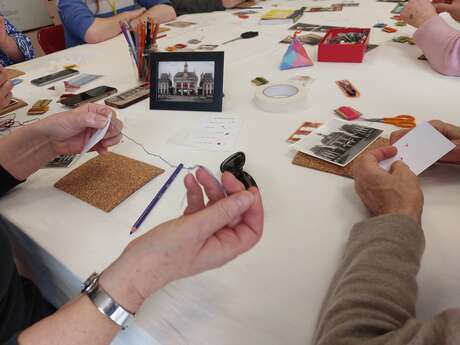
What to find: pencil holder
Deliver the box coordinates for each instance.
[131,45,158,83]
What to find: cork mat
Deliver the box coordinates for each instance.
[292,137,390,178]
[55,153,164,212]
[4,68,25,79]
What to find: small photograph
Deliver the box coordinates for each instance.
[196,44,219,51]
[280,33,323,45]
[165,21,196,28]
[157,61,215,103]
[293,119,383,166]
[289,23,320,31]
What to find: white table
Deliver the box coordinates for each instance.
[2,1,460,344]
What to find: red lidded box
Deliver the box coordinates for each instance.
[318,28,370,63]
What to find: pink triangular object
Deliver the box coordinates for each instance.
[280,37,314,70]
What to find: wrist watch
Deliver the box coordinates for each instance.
[81,272,134,329]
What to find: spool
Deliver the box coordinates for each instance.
[253,82,308,113]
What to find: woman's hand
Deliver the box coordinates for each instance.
[100,168,264,313]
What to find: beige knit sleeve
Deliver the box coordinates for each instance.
[313,214,460,345]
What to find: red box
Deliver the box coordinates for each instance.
[318,28,370,63]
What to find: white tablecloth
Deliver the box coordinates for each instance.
[1,1,460,344]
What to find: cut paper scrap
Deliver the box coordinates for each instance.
[280,37,314,70]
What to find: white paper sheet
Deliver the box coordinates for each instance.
[379,122,456,175]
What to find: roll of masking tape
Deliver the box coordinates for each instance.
[253,82,308,113]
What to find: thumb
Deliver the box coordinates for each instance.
[390,160,413,175]
[434,3,452,12]
[73,111,109,131]
[183,191,255,240]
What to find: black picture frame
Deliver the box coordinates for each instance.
[150,51,224,112]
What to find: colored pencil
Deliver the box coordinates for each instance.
[130,164,184,235]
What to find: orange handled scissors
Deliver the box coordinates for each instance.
[362,115,416,128]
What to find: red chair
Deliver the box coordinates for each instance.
[37,25,66,55]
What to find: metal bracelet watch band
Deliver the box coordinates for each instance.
[81,272,134,329]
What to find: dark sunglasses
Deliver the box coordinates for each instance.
[220,152,258,189]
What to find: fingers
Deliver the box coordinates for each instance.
[433,2,452,12]
[222,171,245,194]
[363,146,398,163]
[184,173,205,215]
[240,187,264,237]
[185,191,255,240]
[196,167,226,203]
[429,120,460,140]
[390,129,410,144]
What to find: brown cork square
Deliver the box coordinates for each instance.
[4,68,25,79]
[55,153,164,212]
[292,137,390,178]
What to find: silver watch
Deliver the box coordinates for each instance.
[81,272,134,329]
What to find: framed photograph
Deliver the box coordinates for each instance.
[150,52,224,112]
[293,119,383,166]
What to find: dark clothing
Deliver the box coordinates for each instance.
[170,0,224,16]
[0,167,55,345]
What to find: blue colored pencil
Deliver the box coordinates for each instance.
[130,164,184,235]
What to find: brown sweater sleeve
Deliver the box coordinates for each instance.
[313,214,460,345]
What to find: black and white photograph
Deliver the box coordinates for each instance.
[293,119,383,166]
[150,51,224,112]
[157,61,215,103]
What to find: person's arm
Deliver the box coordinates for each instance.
[314,147,460,345]
[0,104,122,181]
[58,0,145,45]
[401,0,460,76]
[0,15,34,64]
[170,0,225,15]
[134,1,176,25]
[414,16,460,76]
[16,168,263,345]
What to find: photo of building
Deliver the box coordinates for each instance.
[294,120,383,166]
[157,61,215,102]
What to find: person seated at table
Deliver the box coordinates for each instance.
[170,0,248,16]
[0,102,263,345]
[313,120,460,345]
[402,0,460,76]
[58,0,176,47]
[0,13,34,66]
[0,67,12,109]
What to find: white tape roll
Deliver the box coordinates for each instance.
[253,82,308,113]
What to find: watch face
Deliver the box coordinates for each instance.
[81,272,99,294]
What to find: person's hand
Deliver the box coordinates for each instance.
[37,103,123,156]
[100,168,264,313]
[390,120,460,163]
[118,7,146,24]
[222,0,245,9]
[433,0,460,22]
[0,16,10,48]
[353,146,424,224]
[0,66,12,109]
[401,0,438,28]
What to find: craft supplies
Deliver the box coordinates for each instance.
[334,106,362,120]
[382,26,397,33]
[251,77,269,86]
[392,36,411,43]
[373,22,386,28]
[64,73,102,90]
[254,82,308,113]
[361,115,416,128]
[280,32,314,70]
[45,154,76,168]
[120,18,159,82]
[318,28,370,63]
[336,80,360,97]
[260,7,305,24]
[27,99,52,115]
[130,163,184,235]
[55,153,165,213]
